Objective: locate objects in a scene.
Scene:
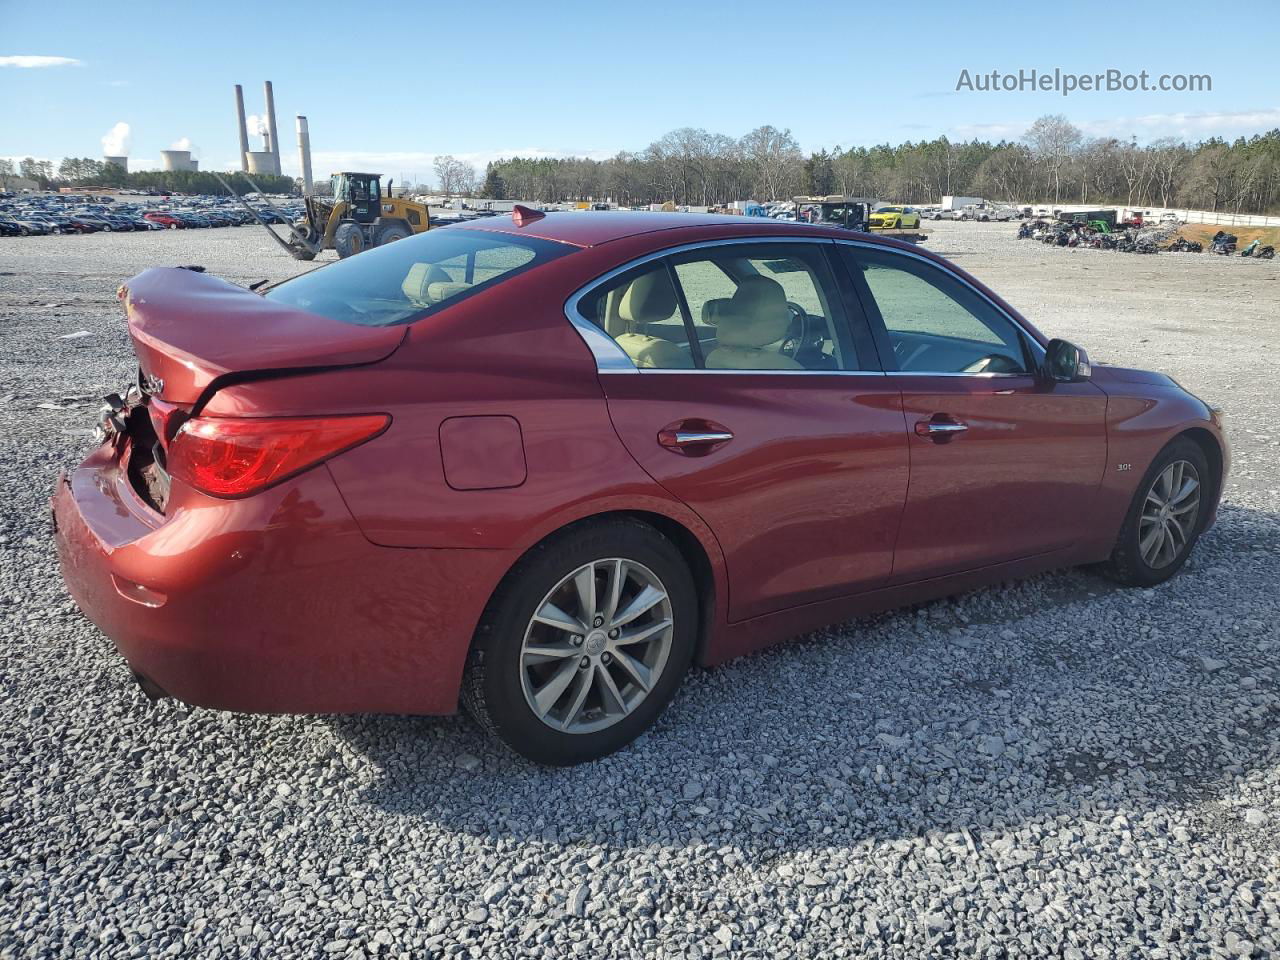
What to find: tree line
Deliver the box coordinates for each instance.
[0,156,296,196]
[475,117,1280,214]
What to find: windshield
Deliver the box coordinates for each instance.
[265,228,574,326]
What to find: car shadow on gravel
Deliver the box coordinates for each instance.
[327,504,1278,854]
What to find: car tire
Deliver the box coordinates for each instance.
[462,518,697,765]
[374,222,412,246]
[1100,437,1211,587]
[168,223,178,230]
[334,222,365,259]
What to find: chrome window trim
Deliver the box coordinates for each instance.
[562,234,1046,377]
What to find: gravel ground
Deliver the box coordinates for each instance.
[1,221,1277,959]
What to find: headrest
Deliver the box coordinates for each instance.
[701,297,732,326]
[714,275,790,348]
[426,281,472,303]
[618,270,676,325]
[402,263,453,304]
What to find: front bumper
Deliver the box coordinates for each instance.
[52,446,515,715]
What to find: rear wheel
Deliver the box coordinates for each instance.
[1101,438,1210,587]
[463,519,696,765]
[333,222,365,259]
[374,222,411,246]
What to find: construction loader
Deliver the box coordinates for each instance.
[214,170,431,261]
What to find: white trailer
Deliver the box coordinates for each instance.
[941,195,983,211]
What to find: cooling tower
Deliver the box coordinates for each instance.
[160,150,193,172]
[102,156,128,173]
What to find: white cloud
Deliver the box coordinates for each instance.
[948,108,1280,145]
[0,55,82,68]
[947,121,1028,141]
[298,146,616,181]
[1080,108,1280,139]
[101,122,130,157]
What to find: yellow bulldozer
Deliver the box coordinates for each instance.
[215,170,431,261]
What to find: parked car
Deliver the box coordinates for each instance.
[869,205,922,229]
[53,211,1228,765]
[0,217,23,237]
[144,211,184,229]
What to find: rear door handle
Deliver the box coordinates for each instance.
[914,416,968,442]
[658,420,733,454]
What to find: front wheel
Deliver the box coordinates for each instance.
[462,519,697,765]
[1100,438,1210,587]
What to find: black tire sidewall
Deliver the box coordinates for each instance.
[1112,438,1211,586]
[468,521,697,765]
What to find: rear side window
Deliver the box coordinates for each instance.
[265,229,573,326]
[576,243,858,372]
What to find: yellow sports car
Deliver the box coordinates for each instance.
[868,206,921,230]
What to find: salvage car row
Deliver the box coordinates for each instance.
[0,192,302,236]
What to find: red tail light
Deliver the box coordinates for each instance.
[168,414,389,497]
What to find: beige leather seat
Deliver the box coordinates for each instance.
[610,271,693,369]
[705,275,802,370]
[402,263,453,305]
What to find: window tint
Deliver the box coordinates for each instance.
[849,248,1029,374]
[577,264,697,369]
[578,244,855,372]
[265,230,570,326]
[668,244,851,372]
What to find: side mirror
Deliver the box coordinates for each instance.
[1043,338,1091,382]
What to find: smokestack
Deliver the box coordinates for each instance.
[234,84,250,172]
[264,80,280,176]
[296,116,313,196]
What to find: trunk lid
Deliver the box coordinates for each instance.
[120,267,406,404]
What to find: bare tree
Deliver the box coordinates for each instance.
[1150,137,1189,208]
[740,125,803,201]
[433,155,476,196]
[1024,115,1082,204]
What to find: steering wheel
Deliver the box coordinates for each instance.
[780,302,839,370]
[779,302,814,359]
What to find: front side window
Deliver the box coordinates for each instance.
[265,229,571,327]
[577,243,856,372]
[847,248,1030,375]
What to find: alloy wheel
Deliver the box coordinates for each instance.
[1139,459,1201,569]
[520,558,674,734]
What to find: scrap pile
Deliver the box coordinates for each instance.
[1017,220,1274,258]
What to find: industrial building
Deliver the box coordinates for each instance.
[234,81,282,176]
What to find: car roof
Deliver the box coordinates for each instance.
[450,210,871,248]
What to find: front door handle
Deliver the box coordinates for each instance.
[657,419,733,454]
[914,416,968,442]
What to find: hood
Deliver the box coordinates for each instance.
[1090,364,1178,389]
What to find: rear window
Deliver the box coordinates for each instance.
[264,228,574,326]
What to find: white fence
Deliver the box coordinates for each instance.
[1025,202,1280,228]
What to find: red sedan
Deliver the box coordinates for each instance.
[143,211,184,229]
[53,211,1227,764]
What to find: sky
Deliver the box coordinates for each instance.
[2,0,1278,180]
